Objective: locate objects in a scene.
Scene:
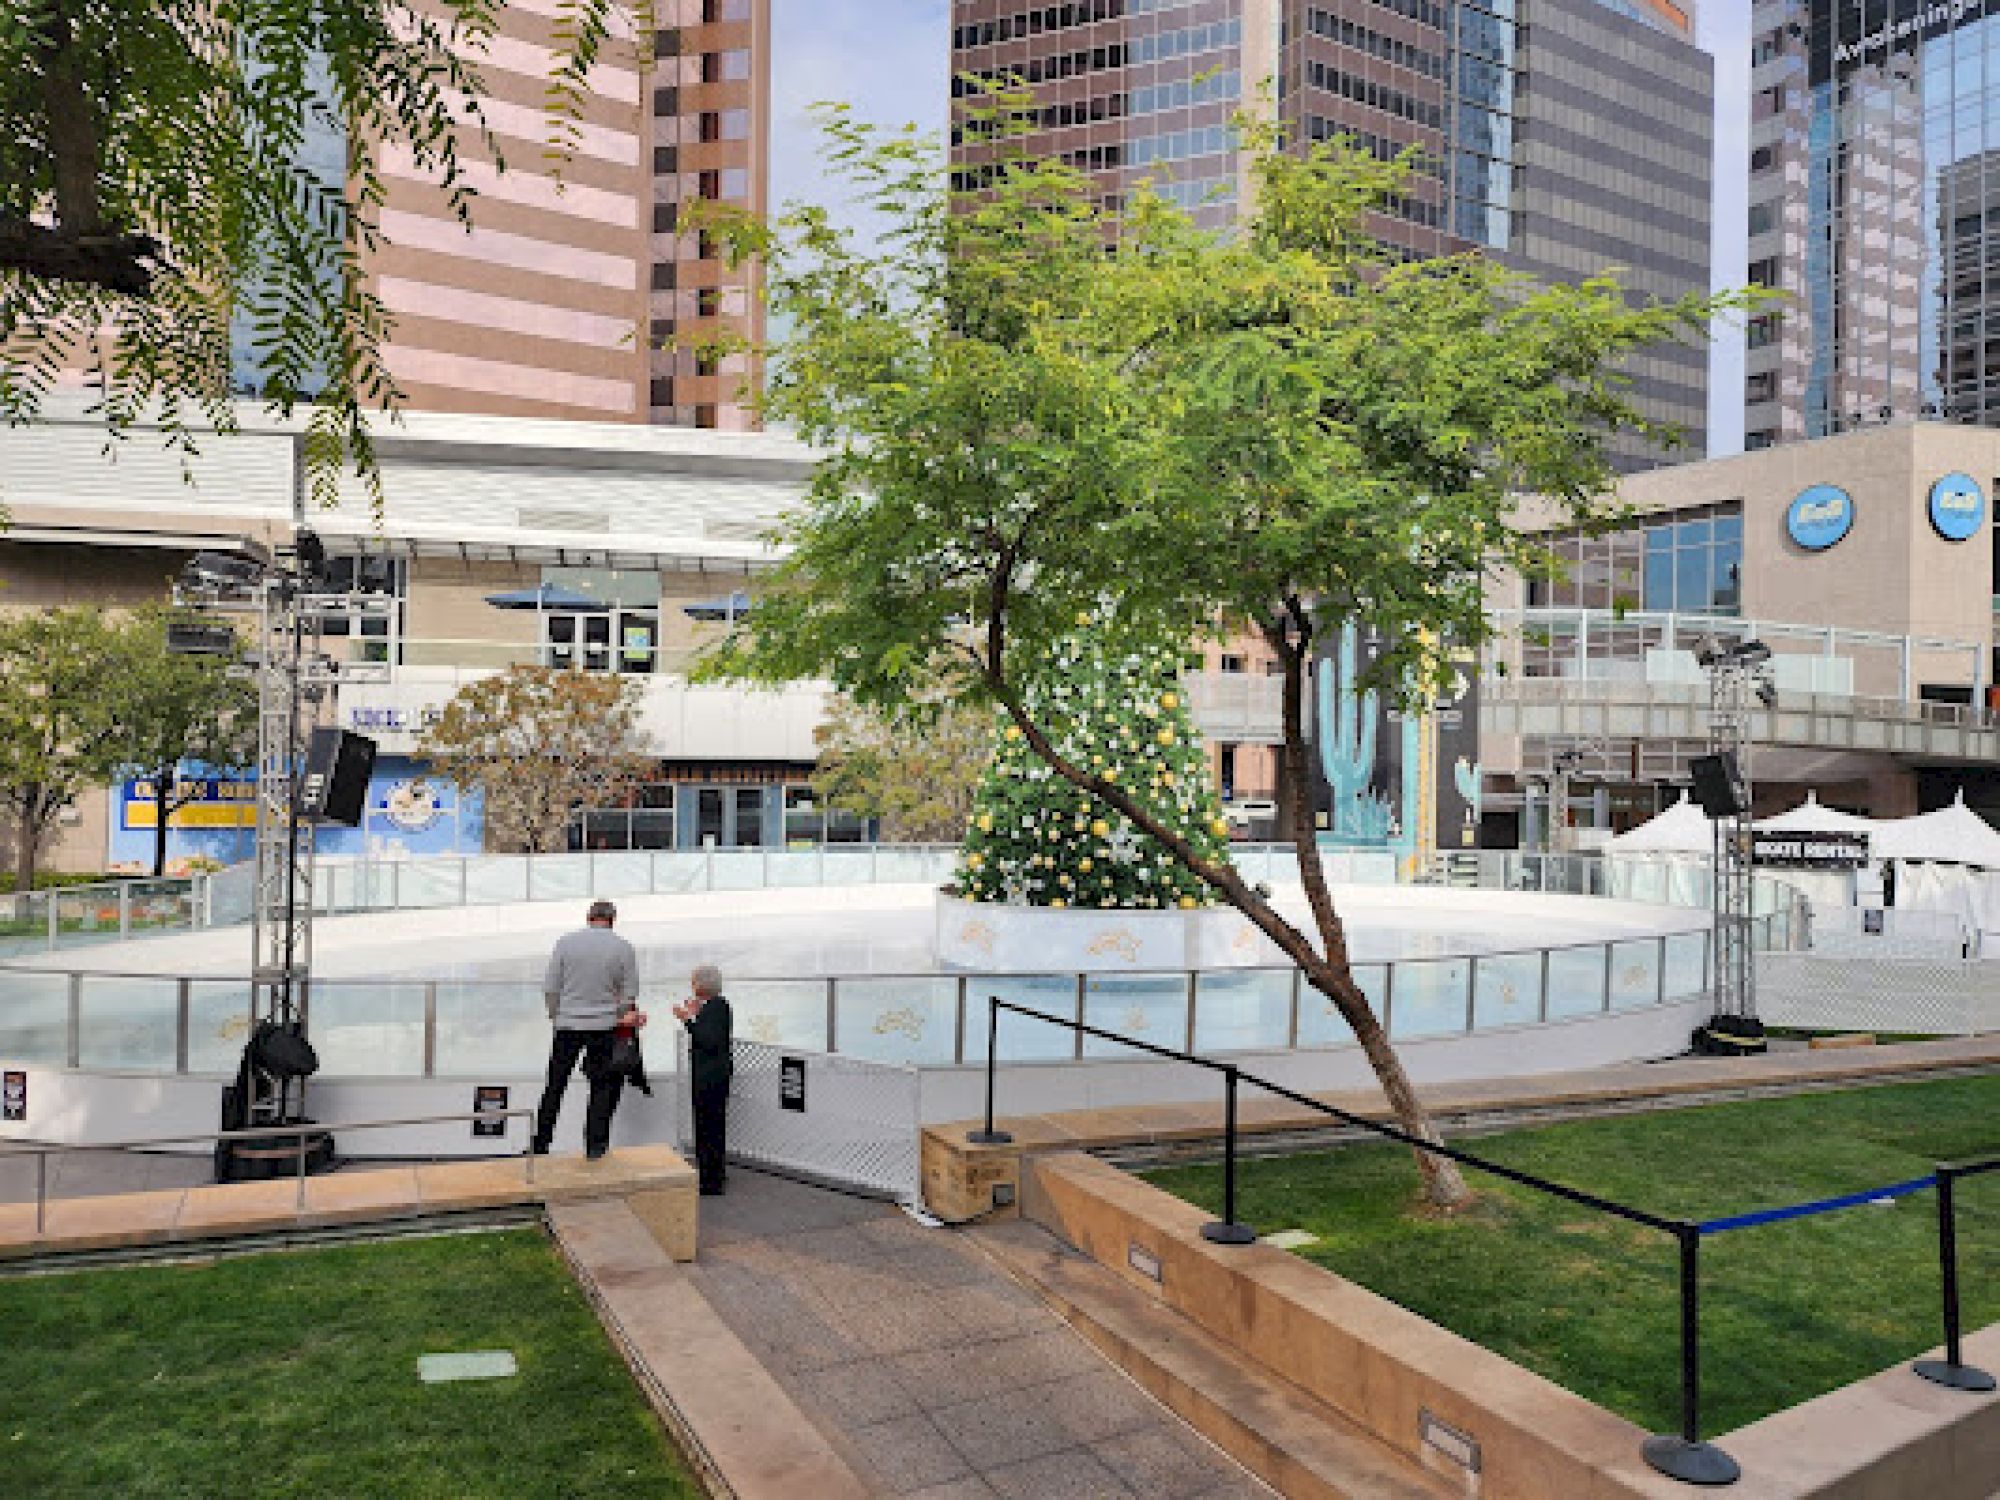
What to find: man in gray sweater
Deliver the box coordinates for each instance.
[534,899,646,1160]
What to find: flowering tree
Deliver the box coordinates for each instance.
[418,667,647,854]
[958,627,1230,910]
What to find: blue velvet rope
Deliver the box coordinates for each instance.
[1696,1176,1937,1236]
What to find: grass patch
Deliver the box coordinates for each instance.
[1142,1074,2000,1435]
[0,1228,701,1498]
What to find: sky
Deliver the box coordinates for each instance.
[771,0,1751,459]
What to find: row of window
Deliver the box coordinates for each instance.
[648,165,749,202]
[951,44,1126,93]
[1130,17,1241,65]
[1300,8,1446,82]
[1305,115,1446,178]
[1128,123,1231,167]
[1301,0,1448,34]
[651,106,753,141]
[1131,69,1239,117]
[1304,58,1445,130]
[952,1,1121,50]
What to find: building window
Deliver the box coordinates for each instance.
[698,170,721,200]
[695,404,719,428]
[1748,257,1780,289]
[652,202,679,234]
[1219,653,1245,674]
[1749,145,1775,173]
[699,112,721,142]
[702,0,750,20]
[1745,371,1777,403]
[1745,429,1776,451]
[650,262,677,291]
[650,377,675,406]
[1746,314,1780,350]
[696,287,721,317]
[653,145,678,174]
[654,86,679,117]
[721,167,749,200]
[1747,203,1774,237]
[720,108,750,141]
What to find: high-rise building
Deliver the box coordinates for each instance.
[1743,0,2000,448]
[230,0,767,429]
[949,0,1713,466]
[649,0,771,430]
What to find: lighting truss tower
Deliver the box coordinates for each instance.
[1694,638,1772,1040]
[175,537,394,1121]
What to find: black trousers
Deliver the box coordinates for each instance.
[692,1082,728,1190]
[534,1028,624,1154]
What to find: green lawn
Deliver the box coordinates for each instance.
[0,1229,701,1498]
[1143,1074,2000,1435]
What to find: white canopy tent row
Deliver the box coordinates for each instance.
[1603,791,2000,957]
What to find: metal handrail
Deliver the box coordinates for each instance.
[2,1106,539,1234]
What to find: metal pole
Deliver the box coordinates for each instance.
[1641,1225,1740,1484]
[1201,1066,1256,1245]
[967,997,1012,1145]
[1915,1168,1999,1390]
[826,977,839,1054]
[35,1152,46,1236]
[1464,956,1478,1032]
[1074,973,1086,1061]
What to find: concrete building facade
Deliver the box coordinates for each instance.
[229,0,767,430]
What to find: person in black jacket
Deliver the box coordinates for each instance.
[674,964,733,1195]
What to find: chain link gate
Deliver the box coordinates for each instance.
[675,1033,922,1204]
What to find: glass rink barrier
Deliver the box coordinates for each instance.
[0,910,1823,1079]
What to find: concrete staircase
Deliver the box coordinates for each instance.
[973,1218,1459,1500]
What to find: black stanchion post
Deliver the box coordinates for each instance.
[1642,1225,1740,1486]
[967,996,1013,1146]
[1201,1065,1256,1246]
[1915,1167,1997,1392]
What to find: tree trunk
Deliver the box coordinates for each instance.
[154,764,173,879]
[1270,622,1472,1210]
[13,788,42,897]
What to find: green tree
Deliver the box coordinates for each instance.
[701,101,1758,1209]
[0,608,131,891]
[959,627,1231,908]
[106,608,260,877]
[0,0,644,501]
[418,666,647,854]
[812,694,991,844]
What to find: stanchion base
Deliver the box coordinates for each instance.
[1914,1358,1998,1393]
[1201,1221,1258,1246]
[966,1129,1014,1146]
[1641,1435,1741,1486]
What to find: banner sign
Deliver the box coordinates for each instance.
[3,1070,24,1123]
[120,774,257,830]
[1753,831,1870,869]
[779,1056,806,1113]
[472,1085,509,1138]
[1811,0,2000,85]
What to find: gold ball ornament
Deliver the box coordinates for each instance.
[1051,897,1067,909]
[1091,819,1109,837]
[1004,725,1022,742]
[1156,728,1175,746]
[976,813,993,832]
[1210,817,1230,837]
[1160,691,1179,710]
[1179,895,1198,910]
[1079,858,1093,872]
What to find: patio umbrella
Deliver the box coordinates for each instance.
[682,590,753,622]
[483,583,605,611]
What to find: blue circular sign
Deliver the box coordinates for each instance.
[1786,484,1853,551]
[1928,472,1986,541]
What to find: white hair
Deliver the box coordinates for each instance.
[691,964,723,997]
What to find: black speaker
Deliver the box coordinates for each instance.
[302,727,376,826]
[1687,753,1747,818]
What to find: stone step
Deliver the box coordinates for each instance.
[972,1219,1460,1500]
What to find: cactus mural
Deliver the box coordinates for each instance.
[1453,755,1484,824]
[1316,622,1397,843]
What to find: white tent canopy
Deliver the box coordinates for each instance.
[1605,794,1717,854]
[1755,792,1877,837]
[1872,792,2000,868]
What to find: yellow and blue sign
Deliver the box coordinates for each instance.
[120,774,258,830]
[1928,472,1986,542]
[1785,484,1853,551]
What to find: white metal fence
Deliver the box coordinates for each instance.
[1757,952,2000,1036]
[678,1033,921,1203]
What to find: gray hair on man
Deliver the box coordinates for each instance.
[691,963,723,997]
[587,899,618,925]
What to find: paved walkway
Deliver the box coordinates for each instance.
[686,1168,1274,1499]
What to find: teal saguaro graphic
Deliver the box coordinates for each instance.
[1316,622,1393,843]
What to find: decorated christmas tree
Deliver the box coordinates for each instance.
[956,628,1234,909]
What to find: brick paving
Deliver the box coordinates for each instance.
[687,1169,1274,1498]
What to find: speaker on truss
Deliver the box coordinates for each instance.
[301,728,376,826]
[1687,752,1748,819]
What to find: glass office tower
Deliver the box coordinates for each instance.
[1747,0,2000,445]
